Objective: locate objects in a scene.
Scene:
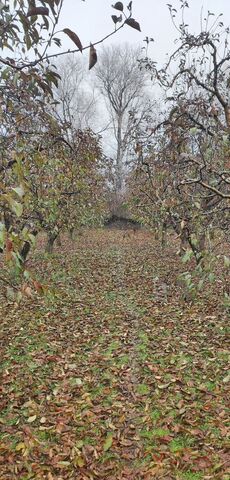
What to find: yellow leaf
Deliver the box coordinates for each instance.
[158,382,171,389]
[15,442,25,451]
[76,440,84,449]
[57,461,71,468]
[76,456,85,468]
[23,400,34,408]
[27,415,37,423]
[103,433,113,452]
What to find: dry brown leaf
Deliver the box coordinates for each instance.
[63,28,83,52]
[89,44,97,70]
[27,7,49,16]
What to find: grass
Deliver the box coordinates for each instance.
[169,436,195,453]
[0,229,228,479]
[136,383,150,395]
[140,428,170,440]
[178,473,204,480]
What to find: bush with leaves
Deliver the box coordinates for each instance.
[131,1,230,247]
[127,1,230,301]
[0,0,141,292]
[0,76,107,258]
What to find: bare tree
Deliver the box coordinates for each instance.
[95,44,152,195]
[130,2,230,263]
[53,56,98,144]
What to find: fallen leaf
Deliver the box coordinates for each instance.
[27,415,37,423]
[103,433,113,452]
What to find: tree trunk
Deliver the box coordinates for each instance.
[20,241,32,263]
[4,211,11,231]
[198,232,206,253]
[161,221,167,248]
[45,232,58,254]
[20,230,38,263]
[115,113,123,193]
[56,234,62,246]
[179,229,188,256]
[69,227,74,240]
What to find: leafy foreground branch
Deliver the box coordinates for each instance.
[0,0,142,291]
[127,1,230,304]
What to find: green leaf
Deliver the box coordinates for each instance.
[28,233,36,246]
[190,127,198,135]
[208,273,215,283]
[10,200,23,217]
[23,270,31,280]
[57,461,71,467]
[222,134,229,144]
[103,433,113,451]
[223,374,230,384]
[224,256,230,268]
[0,223,6,249]
[73,378,82,386]
[6,287,15,301]
[12,186,24,198]
[76,440,84,449]
[182,249,193,263]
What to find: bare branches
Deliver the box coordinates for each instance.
[0,0,139,73]
[128,3,230,261]
[96,44,150,193]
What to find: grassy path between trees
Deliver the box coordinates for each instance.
[0,230,229,480]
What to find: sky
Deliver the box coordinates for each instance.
[51,0,230,156]
[54,0,230,66]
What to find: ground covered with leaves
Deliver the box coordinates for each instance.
[0,230,229,480]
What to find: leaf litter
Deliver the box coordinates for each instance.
[0,229,229,479]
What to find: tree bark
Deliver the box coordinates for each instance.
[20,230,38,263]
[198,232,206,253]
[45,232,58,254]
[69,227,74,240]
[161,221,167,247]
[115,113,123,193]
[56,234,62,246]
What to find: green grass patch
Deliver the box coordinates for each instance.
[140,428,170,439]
[177,472,203,480]
[136,383,150,395]
[105,341,120,356]
[170,435,195,453]
[150,409,161,422]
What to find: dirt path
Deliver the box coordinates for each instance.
[0,230,229,480]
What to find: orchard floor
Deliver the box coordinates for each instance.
[0,229,229,480]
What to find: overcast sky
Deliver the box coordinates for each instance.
[51,1,230,158]
[54,0,230,66]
